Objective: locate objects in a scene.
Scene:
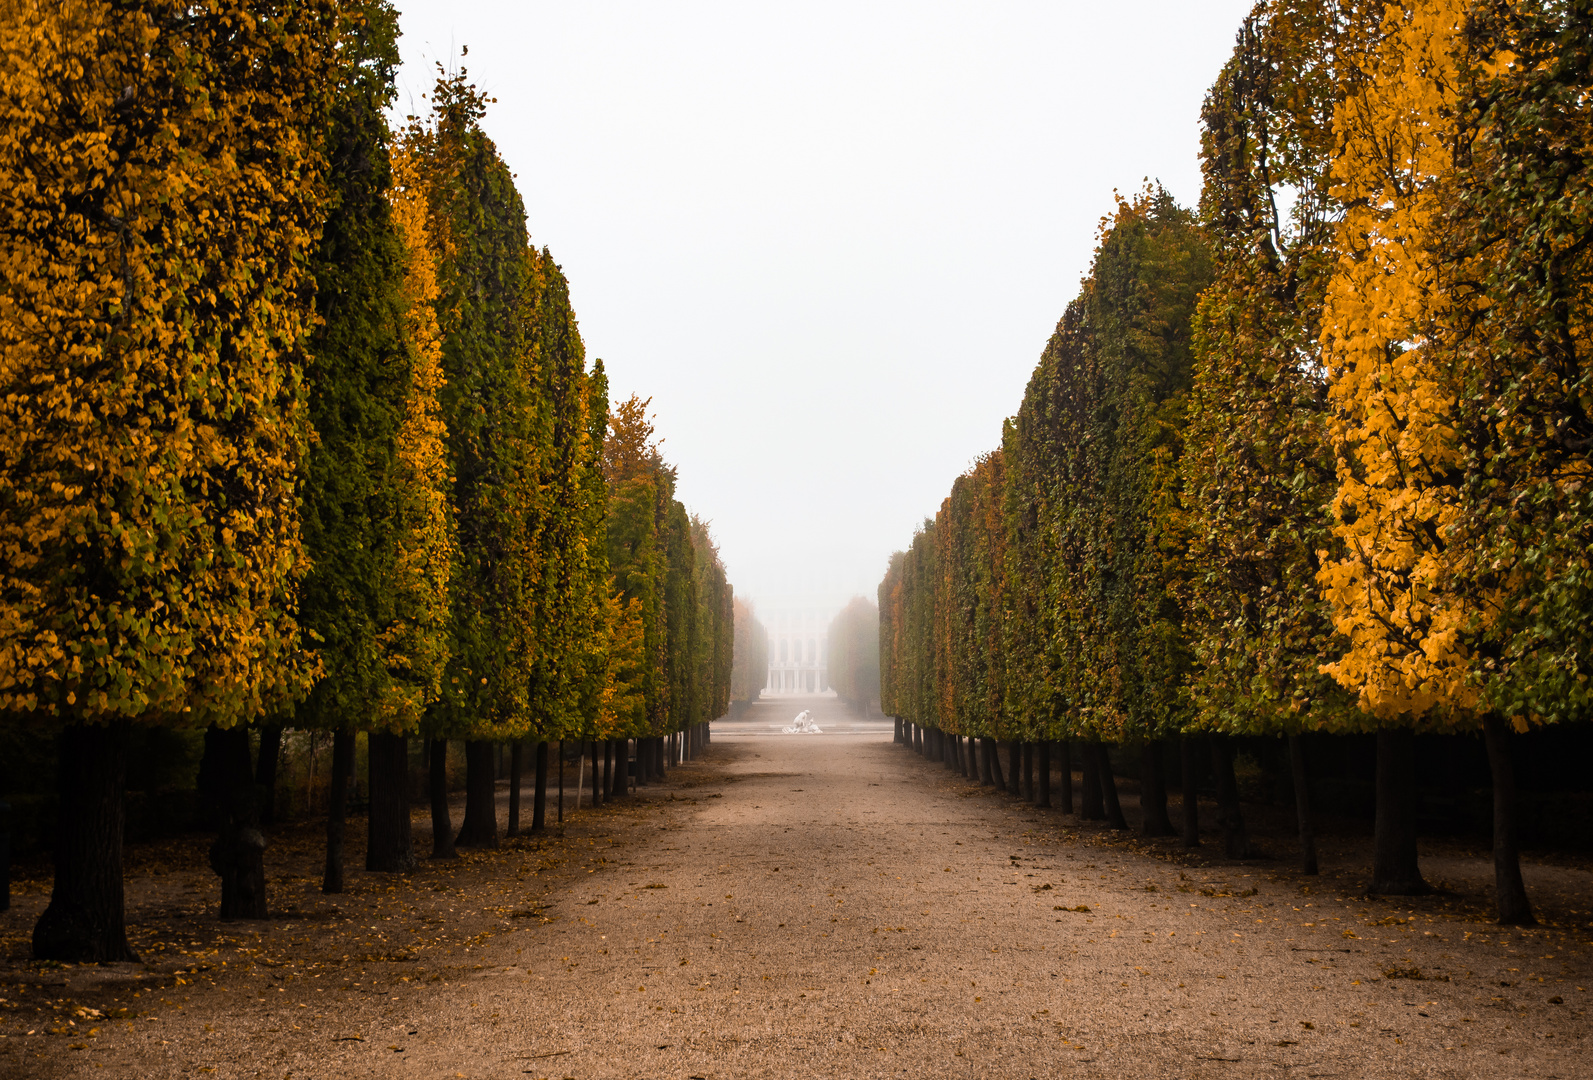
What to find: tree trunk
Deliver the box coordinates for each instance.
[1181,736,1201,848]
[1056,742,1073,815]
[1211,737,1252,860]
[201,724,268,919]
[601,740,613,800]
[428,738,455,859]
[455,740,499,848]
[367,731,415,872]
[984,737,1005,789]
[32,721,138,962]
[322,730,354,893]
[1288,734,1319,875]
[1371,727,1428,894]
[532,741,550,832]
[894,718,902,744]
[1037,741,1052,808]
[557,740,565,824]
[1140,741,1175,836]
[507,741,524,836]
[1079,742,1104,820]
[1096,743,1128,830]
[1004,741,1020,795]
[610,739,628,798]
[1021,742,1035,801]
[256,724,283,827]
[590,740,603,805]
[1482,716,1534,925]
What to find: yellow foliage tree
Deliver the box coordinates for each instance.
[1318,0,1473,721]
[1317,0,1495,900]
[0,0,338,957]
[381,147,455,728]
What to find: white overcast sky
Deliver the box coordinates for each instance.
[390,1,1255,616]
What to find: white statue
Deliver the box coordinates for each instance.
[783,710,822,734]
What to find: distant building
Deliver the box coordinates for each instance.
[764,603,837,696]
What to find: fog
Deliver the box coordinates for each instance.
[390,0,1256,613]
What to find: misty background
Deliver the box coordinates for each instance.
[389,0,1256,616]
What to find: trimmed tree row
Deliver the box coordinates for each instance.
[879,0,1593,927]
[0,1,734,961]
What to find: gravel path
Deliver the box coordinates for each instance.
[6,698,1590,1079]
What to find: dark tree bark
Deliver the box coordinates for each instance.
[256,724,283,827]
[201,724,268,919]
[455,740,499,848]
[1482,716,1534,925]
[428,738,455,859]
[32,721,138,962]
[532,741,550,832]
[894,718,903,744]
[367,732,415,872]
[984,738,1005,789]
[1037,742,1052,808]
[1288,734,1319,875]
[1056,742,1073,815]
[507,741,524,836]
[1022,742,1035,801]
[1140,741,1175,836]
[1181,736,1202,848]
[1211,737,1253,860]
[1096,743,1128,830]
[1079,742,1104,820]
[322,730,354,893]
[601,740,613,801]
[1371,727,1428,894]
[1004,742,1020,796]
[610,739,628,799]
[557,740,565,824]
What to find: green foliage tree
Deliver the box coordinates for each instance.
[401,64,543,849]
[296,0,456,887]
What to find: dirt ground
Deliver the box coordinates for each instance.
[2,697,1590,1079]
